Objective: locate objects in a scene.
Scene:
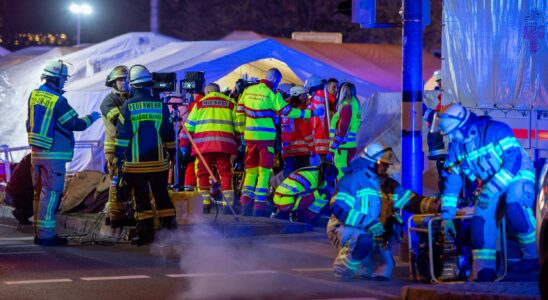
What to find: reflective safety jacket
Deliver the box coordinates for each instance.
[330,157,433,229]
[236,80,311,142]
[115,89,175,173]
[310,90,336,155]
[185,92,240,155]
[281,103,313,158]
[100,90,128,156]
[441,115,535,219]
[329,96,361,151]
[26,84,93,164]
[273,166,330,214]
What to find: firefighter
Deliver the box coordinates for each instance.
[100,65,133,228]
[115,64,176,246]
[235,68,325,217]
[328,82,361,180]
[327,143,440,281]
[281,85,314,177]
[437,103,538,280]
[27,60,100,246]
[305,75,335,163]
[273,162,337,223]
[185,83,241,214]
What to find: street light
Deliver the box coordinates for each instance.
[69,3,92,45]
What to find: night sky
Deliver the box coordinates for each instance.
[0,0,442,52]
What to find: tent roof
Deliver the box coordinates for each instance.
[0,46,10,57]
[222,30,266,41]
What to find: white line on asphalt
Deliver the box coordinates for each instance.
[0,244,38,248]
[0,251,45,255]
[166,273,225,278]
[5,279,73,285]
[291,267,332,272]
[233,270,278,275]
[0,237,34,241]
[80,275,150,281]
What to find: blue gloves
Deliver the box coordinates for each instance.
[442,219,456,238]
[311,105,325,117]
[326,152,334,162]
[181,146,189,157]
[309,154,320,167]
[366,221,385,237]
[89,111,101,123]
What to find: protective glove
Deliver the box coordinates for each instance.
[442,219,457,239]
[311,105,325,117]
[309,154,320,167]
[476,182,499,209]
[326,152,334,163]
[366,221,385,237]
[180,146,189,157]
[89,111,101,123]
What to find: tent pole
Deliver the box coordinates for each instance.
[401,0,424,194]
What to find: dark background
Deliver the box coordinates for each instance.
[0,0,442,53]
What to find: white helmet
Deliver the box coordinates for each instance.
[42,60,70,78]
[433,70,441,82]
[289,85,306,97]
[304,75,323,90]
[437,103,470,135]
[361,143,399,165]
[128,64,152,87]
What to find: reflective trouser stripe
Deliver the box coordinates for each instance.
[33,162,66,239]
[254,166,270,204]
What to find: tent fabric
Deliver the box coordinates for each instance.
[0,32,179,169]
[0,46,10,57]
[443,0,548,109]
[222,30,266,41]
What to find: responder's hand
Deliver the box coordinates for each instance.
[311,105,325,117]
[476,191,492,209]
[423,196,442,213]
[309,154,320,167]
[326,152,334,162]
[366,221,385,237]
[442,219,457,238]
[89,111,101,123]
[181,146,189,157]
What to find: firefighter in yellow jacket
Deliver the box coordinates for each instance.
[185,83,241,214]
[100,65,132,228]
[115,65,176,245]
[235,68,325,217]
[27,60,100,246]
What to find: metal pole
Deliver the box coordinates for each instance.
[150,0,158,33]
[76,14,81,45]
[401,0,423,193]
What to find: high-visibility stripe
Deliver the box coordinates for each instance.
[59,109,77,124]
[245,126,277,133]
[193,136,236,144]
[31,152,73,160]
[442,195,458,208]
[115,139,130,147]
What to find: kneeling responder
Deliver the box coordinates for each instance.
[28,60,100,246]
[327,143,440,281]
[437,103,538,280]
[272,162,337,223]
[115,65,176,245]
[185,83,241,214]
[100,65,133,228]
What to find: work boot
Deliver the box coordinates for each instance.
[253,209,268,218]
[334,269,355,282]
[203,205,212,214]
[161,216,177,230]
[109,217,135,229]
[131,219,154,246]
[271,210,290,220]
[475,268,497,282]
[221,191,235,215]
[508,258,539,273]
[241,204,253,216]
[34,235,68,246]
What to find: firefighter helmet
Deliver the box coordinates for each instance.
[105,65,128,87]
[433,69,441,82]
[304,75,323,90]
[437,102,470,135]
[290,85,306,97]
[42,60,70,78]
[362,143,399,165]
[128,64,152,87]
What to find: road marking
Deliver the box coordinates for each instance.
[233,270,278,275]
[166,273,225,278]
[292,267,332,272]
[0,237,34,241]
[0,251,45,255]
[0,244,38,248]
[5,279,73,285]
[81,275,150,281]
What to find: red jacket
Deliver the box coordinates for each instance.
[310,90,336,155]
[281,103,313,158]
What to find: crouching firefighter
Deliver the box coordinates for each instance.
[272,162,337,223]
[437,103,538,281]
[115,64,176,246]
[327,143,440,281]
[27,60,101,246]
[100,65,133,228]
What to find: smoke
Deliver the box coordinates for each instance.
[152,224,290,300]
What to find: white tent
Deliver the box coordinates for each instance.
[0,46,10,57]
[0,32,179,166]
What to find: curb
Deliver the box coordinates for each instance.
[401,282,540,300]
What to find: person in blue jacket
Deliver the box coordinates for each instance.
[437,103,538,281]
[27,60,100,246]
[327,143,440,281]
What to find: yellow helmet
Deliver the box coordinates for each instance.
[105,65,128,87]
